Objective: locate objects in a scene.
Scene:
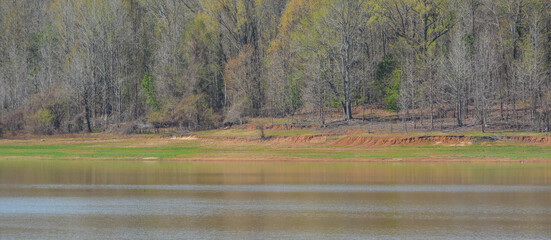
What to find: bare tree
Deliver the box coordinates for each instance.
[316,0,370,121]
[474,28,499,133]
[517,2,549,130]
[442,27,470,127]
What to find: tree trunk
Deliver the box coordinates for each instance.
[345,100,352,120]
[481,96,486,133]
[546,113,550,133]
[84,91,92,133]
[456,80,463,127]
[343,35,352,121]
[430,73,434,130]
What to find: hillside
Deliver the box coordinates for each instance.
[0,0,550,137]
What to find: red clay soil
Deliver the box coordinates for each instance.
[193,135,551,146]
[241,123,317,130]
[502,136,551,144]
[267,135,328,144]
[333,136,471,146]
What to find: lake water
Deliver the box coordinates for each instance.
[1,160,550,239]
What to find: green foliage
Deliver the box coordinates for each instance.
[284,76,303,113]
[332,100,341,108]
[185,15,214,47]
[462,33,474,47]
[141,73,159,111]
[1,0,551,134]
[375,55,400,111]
[145,108,168,124]
[35,109,55,125]
[376,55,397,84]
[29,109,55,135]
[22,87,71,134]
[383,69,401,111]
[184,14,224,111]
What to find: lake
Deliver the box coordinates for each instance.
[1,160,550,239]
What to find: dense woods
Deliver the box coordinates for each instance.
[0,0,550,135]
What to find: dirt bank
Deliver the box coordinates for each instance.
[334,135,551,146]
[192,134,551,146]
[333,136,471,146]
[266,135,328,144]
[502,136,551,144]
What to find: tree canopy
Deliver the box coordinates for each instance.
[0,0,550,134]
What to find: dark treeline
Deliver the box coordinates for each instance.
[0,0,550,135]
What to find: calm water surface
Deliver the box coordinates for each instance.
[1,160,550,239]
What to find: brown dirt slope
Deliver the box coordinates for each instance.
[333,136,470,146]
[192,135,551,146]
[502,136,551,144]
[267,135,328,144]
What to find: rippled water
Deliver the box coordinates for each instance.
[1,161,550,239]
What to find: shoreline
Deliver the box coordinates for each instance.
[1,133,551,164]
[29,157,547,164]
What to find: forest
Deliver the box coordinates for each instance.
[0,0,550,135]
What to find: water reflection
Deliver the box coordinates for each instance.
[1,160,550,185]
[0,161,550,239]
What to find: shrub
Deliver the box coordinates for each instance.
[67,112,85,133]
[25,87,71,134]
[47,101,67,130]
[174,94,216,130]
[28,109,55,135]
[2,110,25,135]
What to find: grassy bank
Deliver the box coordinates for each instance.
[1,132,550,163]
